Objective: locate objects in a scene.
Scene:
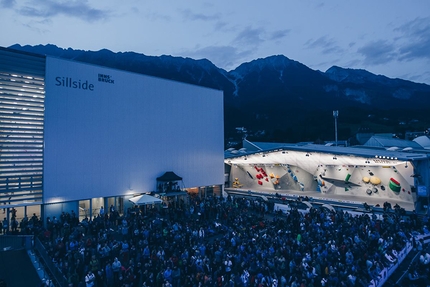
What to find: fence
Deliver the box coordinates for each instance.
[368,232,430,287]
[34,237,69,287]
[392,232,430,286]
[368,240,413,286]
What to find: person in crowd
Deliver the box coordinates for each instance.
[111,257,122,285]
[85,270,95,287]
[2,217,8,234]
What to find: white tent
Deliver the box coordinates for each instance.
[321,204,336,212]
[129,194,163,206]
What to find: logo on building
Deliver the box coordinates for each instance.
[55,77,95,91]
[98,73,115,84]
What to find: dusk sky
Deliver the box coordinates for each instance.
[1,0,430,84]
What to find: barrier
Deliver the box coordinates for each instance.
[368,239,414,287]
[34,237,69,287]
[274,203,291,214]
[394,233,430,285]
[417,232,430,244]
[274,203,310,215]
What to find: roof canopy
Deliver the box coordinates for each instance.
[156,171,182,182]
[129,194,162,205]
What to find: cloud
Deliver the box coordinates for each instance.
[146,10,171,22]
[199,27,289,69]
[21,19,51,34]
[315,2,325,9]
[304,36,343,55]
[233,26,265,46]
[180,8,220,21]
[183,26,290,70]
[214,21,228,31]
[0,0,15,8]
[395,17,430,61]
[270,29,290,41]
[402,70,430,83]
[357,40,397,65]
[182,45,253,70]
[353,17,430,69]
[17,0,110,22]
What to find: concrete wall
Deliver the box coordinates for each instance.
[43,57,224,203]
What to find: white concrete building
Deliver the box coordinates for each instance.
[0,47,225,221]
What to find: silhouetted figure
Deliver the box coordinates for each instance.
[363,202,371,211]
[383,201,392,212]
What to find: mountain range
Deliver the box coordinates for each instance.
[8,44,430,146]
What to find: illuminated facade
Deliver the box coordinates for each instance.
[0,47,225,220]
[0,49,45,207]
[225,140,430,211]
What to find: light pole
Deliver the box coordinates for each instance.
[333,110,339,146]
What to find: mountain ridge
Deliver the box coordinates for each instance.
[7,44,430,144]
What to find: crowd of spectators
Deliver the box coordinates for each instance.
[1,209,44,236]
[3,195,429,287]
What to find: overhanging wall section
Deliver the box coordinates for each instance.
[0,48,46,205]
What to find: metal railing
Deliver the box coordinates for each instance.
[368,232,430,287]
[34,237,68,287]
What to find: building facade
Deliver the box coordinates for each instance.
[0,47,225,222]
[225,140,430,212]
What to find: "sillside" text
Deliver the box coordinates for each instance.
[55,77,95,91]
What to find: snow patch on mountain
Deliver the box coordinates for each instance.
[344,88,370,104]
[279,69,284,82]
[323,85,339,93]
[392,89,412,100]
[228,71,243,97]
